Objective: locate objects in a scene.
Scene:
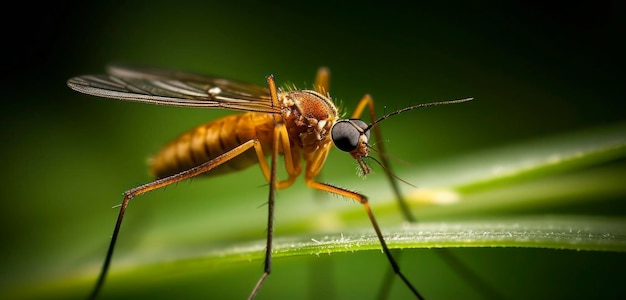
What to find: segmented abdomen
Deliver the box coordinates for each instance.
[150,112,275,179]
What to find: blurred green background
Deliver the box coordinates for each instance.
[2,1,625,299]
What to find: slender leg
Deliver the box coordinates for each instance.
[247,119,281,300]
[351,94,416,222]
[314,67,330,94]
[306,179,424,300]
[350,94,417,299]
[247,74,291,300]
[89,138,272,300]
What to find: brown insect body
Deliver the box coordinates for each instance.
[151,89,340,184]
[67,64,472,300]
[151,112,275,178]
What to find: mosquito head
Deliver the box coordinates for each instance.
[331,119,372,175]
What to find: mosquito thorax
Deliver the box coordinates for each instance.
[281,90,338,148]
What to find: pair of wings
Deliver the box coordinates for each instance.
[67,64,282,113]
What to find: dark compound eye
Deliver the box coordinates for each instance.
[331,119,370,152]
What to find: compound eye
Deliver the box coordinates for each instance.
[331,119,369,152]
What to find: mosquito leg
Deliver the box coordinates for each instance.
[248,124,279,300]
[314,67,330,94]
[246,121,301,299]
[351,94,416,223]
[88,139,264,300]
[247,74,293,300]
[352,95,418,299]
[88,196,129,300]
[306,180,424,300]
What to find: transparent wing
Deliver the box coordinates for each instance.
[67,63,280,113]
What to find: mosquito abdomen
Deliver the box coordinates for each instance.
[150,112,275,179]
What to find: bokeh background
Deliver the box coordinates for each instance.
[2,1,625,299]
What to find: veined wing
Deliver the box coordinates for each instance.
[67,64,280,113]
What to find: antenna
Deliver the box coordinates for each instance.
[366,97,474,131]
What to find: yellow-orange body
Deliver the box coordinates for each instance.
[150,90,340,184]
[150,112,275,178]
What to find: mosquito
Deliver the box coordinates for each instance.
[67,64,473,299]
